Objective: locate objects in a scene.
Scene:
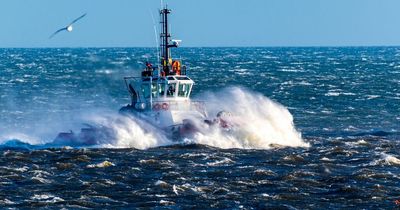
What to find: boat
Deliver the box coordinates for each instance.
[119,6,226,139]
[54,6,233,145]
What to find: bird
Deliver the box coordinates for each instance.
[49,13,87,39]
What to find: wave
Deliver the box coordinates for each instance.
[190,87,308,149]
[0,87,308,150]
[369,152,400,166]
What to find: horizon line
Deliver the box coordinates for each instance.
[1,45,400,49]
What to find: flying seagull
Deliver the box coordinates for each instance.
[49,13,87,39]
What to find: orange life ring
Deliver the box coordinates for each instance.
[162,103,169,110]
[153,103,161,110]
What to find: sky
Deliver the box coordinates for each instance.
[1,0,400,47]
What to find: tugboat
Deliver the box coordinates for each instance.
[119,6,208,139]
[54,6,233,145]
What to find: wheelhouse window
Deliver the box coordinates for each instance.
[141,84,150,98]
[167,76,176,81]
[151,82,158,98]
[167,83,176,97]
[178,83,191,97]
[176,76,190,80]
[158,82,166,97]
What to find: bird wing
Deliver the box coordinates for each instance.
[69,13,87,25]
[49,27,67,39]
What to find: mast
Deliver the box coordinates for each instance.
[160,7,168,75]
[160,6,178,76]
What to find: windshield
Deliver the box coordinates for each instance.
[178,83,191,97]
[151,82,157,98]
[158,83,166,97]
[167,83,176,97]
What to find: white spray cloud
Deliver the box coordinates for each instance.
[0,86,308,150]
[190,86,309,149]
[85,112,172,150]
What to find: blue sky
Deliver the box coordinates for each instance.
[1,0,400,47]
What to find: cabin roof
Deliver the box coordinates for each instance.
[140,75,194,84]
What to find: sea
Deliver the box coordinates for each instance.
[0,47,399,209]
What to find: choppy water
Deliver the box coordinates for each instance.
[0,47,399,208]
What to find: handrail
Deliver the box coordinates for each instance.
[123,75,191,80]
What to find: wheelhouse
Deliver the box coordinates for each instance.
[124,75,194,110]
[141,75,193,100]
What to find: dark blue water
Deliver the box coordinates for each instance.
[0,47,399,208]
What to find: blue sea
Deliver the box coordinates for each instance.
[0,47,399,209]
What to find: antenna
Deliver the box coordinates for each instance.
[150,10,160,74]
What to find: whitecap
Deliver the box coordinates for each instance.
[155,180,170,188]
[87,160,115,168]
[0,199,15,205]
[356,140,369,145]
[369,153,400,166]
[31,176,52,184]
[325,92,340,96]
[207,157,234,166]
[14,166,29,172]
[160,200,175,205]
[366,95,380,100]
[30,194,64,203]
[383,154,400,165]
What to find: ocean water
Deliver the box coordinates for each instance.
[0,47,399,208]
